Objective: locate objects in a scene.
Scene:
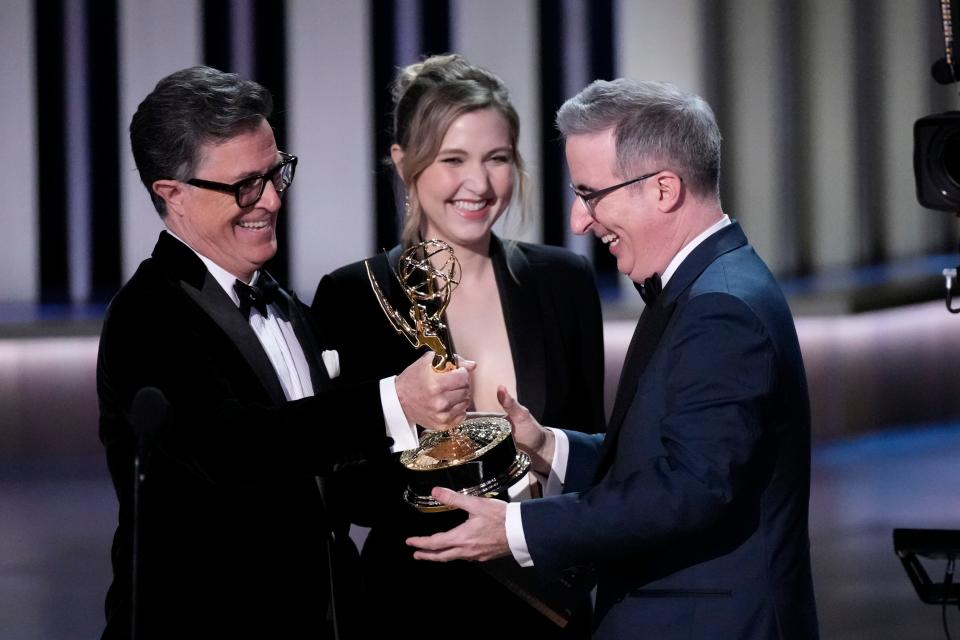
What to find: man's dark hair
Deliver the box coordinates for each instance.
[129,65,274,216]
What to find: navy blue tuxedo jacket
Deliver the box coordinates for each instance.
[98,231,391,639]
[521,223,819,639]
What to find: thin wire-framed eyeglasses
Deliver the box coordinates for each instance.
[569,170,662,217]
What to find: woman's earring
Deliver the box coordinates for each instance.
[404,192,412,216]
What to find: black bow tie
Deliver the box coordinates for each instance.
[234,274,281,319]
[635,273,662,305]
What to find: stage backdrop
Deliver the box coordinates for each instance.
[1,0,957,307]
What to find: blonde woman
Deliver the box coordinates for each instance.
[311,54,603,638]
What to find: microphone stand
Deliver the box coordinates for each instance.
[128,387,169,640]
[132,441,146,640]
[315,475,343,640]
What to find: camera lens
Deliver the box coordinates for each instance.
[941,131,960,187]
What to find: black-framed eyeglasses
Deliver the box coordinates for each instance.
[569,170,663,218]
[187,151,298,208]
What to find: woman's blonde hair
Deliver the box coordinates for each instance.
[391,53,529,246]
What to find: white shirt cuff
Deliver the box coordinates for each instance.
[379,376,419,452]
[537,427,569,497]
[507,472,535,501]
[505,502,533,567]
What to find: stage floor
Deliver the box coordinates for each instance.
[3,423,960,639]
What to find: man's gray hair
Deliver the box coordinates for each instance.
[556,79,721,199]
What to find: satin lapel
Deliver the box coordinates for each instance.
[595,298,677,475]
[146,232,285,403]
[283,289,331,392]
[381,245,420,341]
[178,264,287,406]
[366,245,426,353]
[492,238,547,420]
[384,245,408,313]
[151,231,287,404]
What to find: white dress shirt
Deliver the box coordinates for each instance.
[504,215,732,566]
[166,232,414,445]
[176,235,314,401]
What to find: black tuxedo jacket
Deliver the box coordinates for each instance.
[522,223,820,639]
[98,231,391,639]
[310,236,605,638]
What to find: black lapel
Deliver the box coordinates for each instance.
[356,245,425,364]
[152,231,287,406]
[280,287,331,392]
[595,296,676,477]
[491,237,547,420]
[380,244,422,341]
[383,244,409,317]
[372,244,456,354]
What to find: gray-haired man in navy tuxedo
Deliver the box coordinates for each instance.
[408,79,819,639]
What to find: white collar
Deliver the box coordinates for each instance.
[659,214,731,288]
[165,231,259,307]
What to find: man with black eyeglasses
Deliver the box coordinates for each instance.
[98,66,472,639]
[408,79,819,639]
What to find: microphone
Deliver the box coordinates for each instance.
[129,387,168,640]
[932,58,959,85]
[131,386,169,460]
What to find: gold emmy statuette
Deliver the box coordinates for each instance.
[365,239,531,512]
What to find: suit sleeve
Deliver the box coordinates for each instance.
[309,268,408,526]
[521,293,775,576]
[561,429,605,492]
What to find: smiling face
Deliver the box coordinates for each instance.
[158,119,282,282]
[409,108,515,253]
[566,128,678,283]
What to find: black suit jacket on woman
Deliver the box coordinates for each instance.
[98,231,392,639]
[310,236,605,639]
